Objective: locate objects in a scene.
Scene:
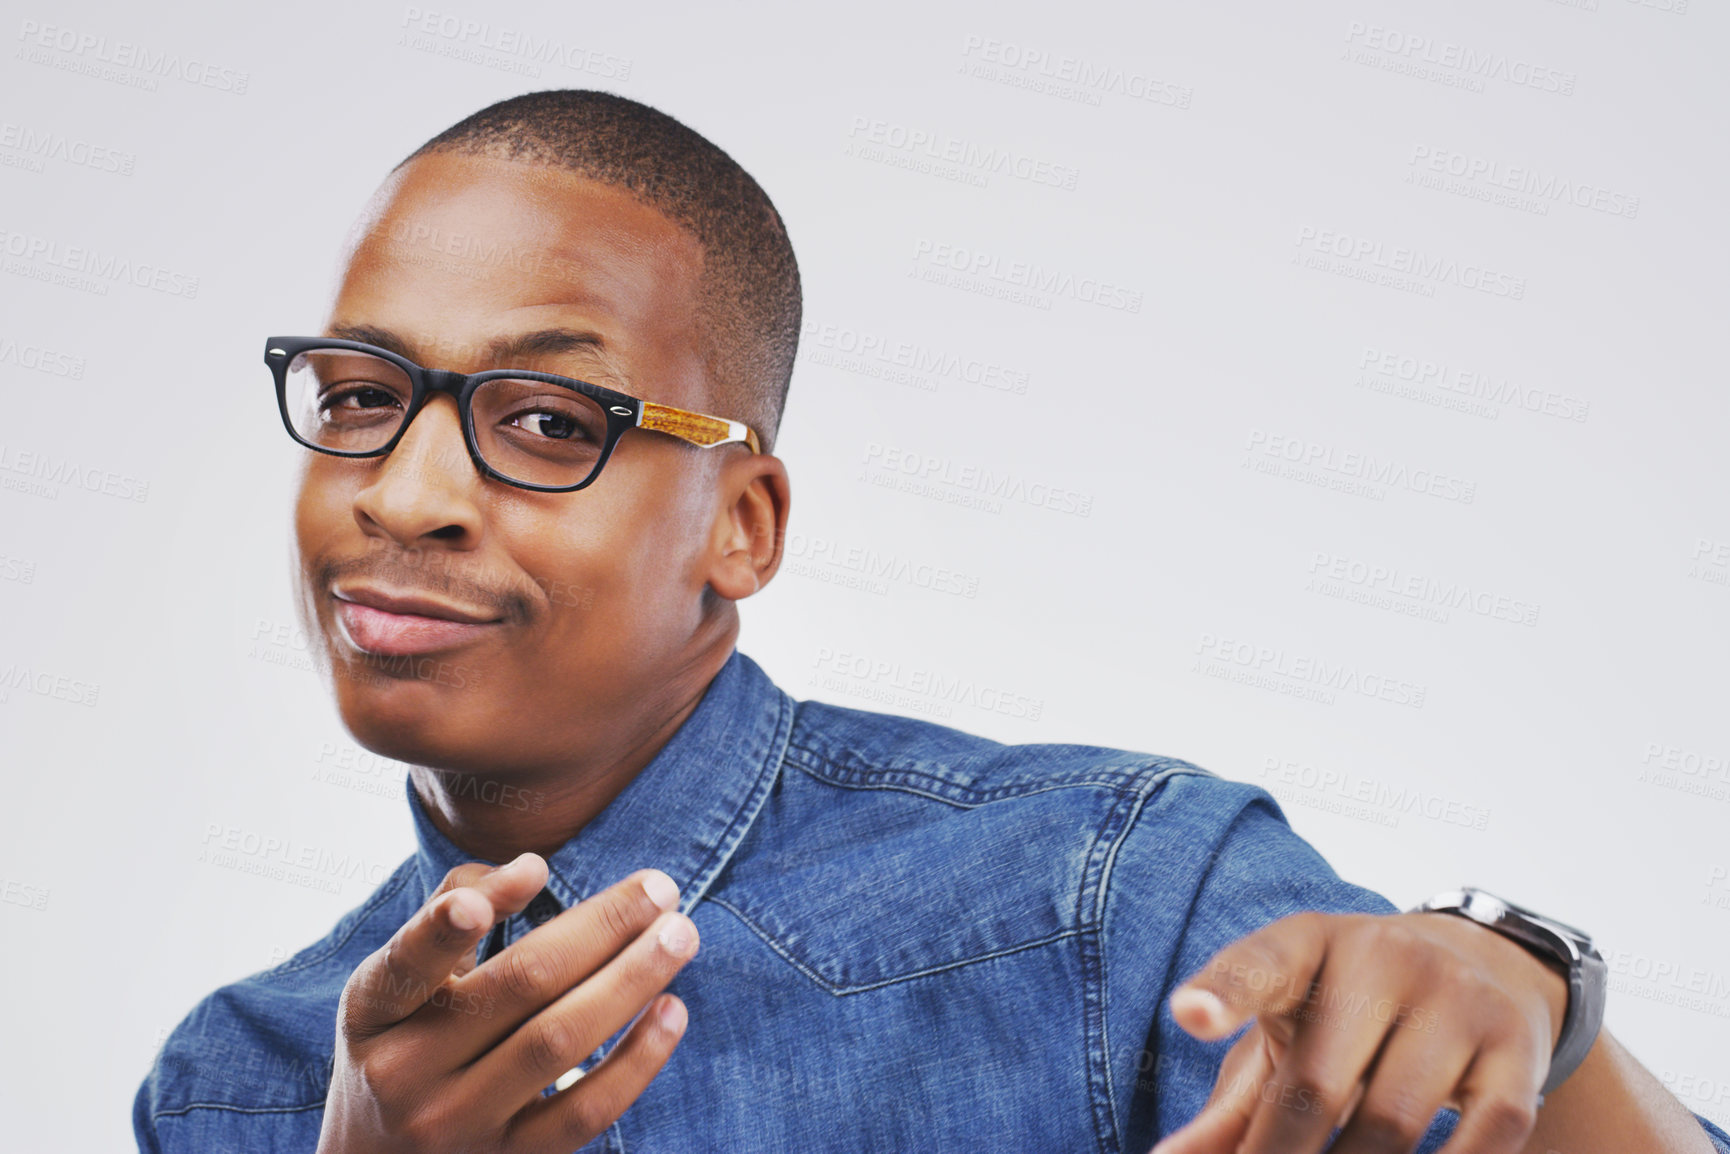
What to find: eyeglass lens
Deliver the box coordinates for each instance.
[282,347,613,488]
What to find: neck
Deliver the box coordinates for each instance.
[409,636,735,865]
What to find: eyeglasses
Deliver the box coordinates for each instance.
[265,335,760,493]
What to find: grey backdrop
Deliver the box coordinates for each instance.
[1,0,1726,1149]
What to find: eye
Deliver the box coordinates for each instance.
[321,384,402,413]
[508,410,585,440]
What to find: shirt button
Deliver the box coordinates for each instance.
[525,890,563,927]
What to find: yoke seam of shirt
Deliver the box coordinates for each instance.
[783,740,1173,805]
[1087,765,1217,1151]
[784,760,1142,809]
[1144,789,1269,1143]
[704,893,1086,995]
[1083,766,1195,1154]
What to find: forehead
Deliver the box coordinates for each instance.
[333,152,707,389]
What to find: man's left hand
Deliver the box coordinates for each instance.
[1151,910,1570,1154]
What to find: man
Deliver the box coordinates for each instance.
[134,90,1729,1153]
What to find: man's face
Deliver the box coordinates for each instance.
[293,152,734,779]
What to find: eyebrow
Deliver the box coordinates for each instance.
[324,323,609,368]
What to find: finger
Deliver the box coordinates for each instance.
[1235,952,1405,1154]
[340,852,547,1038]
[462,906,699,1112]
[437,868,683,1060]
[1170,912,1335,1042]
[1327,1010,1476,1154]
[1151,1026,1278,1154]
[501,993,688,1154]
[435,855,553,979]
[1442,1041,1545,1154]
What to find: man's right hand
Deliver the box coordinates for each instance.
[316,853,699,1153]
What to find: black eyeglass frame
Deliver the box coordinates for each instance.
[265,335,760,493]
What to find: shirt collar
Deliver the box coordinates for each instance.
[407,647,792,918]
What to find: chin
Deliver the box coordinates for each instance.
[332,665,494,774]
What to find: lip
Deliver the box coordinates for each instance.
[331,585,504,657]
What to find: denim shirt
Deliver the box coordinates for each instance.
[135,649,1730,1153]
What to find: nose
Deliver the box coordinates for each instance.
[350,393,484,549]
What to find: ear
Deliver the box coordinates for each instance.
[704,452,790,601]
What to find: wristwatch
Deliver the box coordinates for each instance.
[1406,887,1608,1101]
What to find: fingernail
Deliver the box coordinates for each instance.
[497,852,534,875]
[449,893,482,932]
[1172,987,1227,1028]
[658,914,695,955]
[642,869,680,911]
[658,997,687,1034]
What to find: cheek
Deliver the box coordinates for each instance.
[507,463,711,630]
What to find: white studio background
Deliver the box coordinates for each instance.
[2,0,1727,1149]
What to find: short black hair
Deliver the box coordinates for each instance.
[397,89,801,453]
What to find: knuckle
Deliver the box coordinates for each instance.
[523,1015,580,1076]
[593,892,644,944]
[561,1084,618,1144]
[1284,1061,1350,1112]
[359,1043,413,1101]
[1475,1094,1539,1142]
[1352,1093,1429,1147]
[437,863,488,895]
[1375,920,1428,964]
[500,948,554,1004]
